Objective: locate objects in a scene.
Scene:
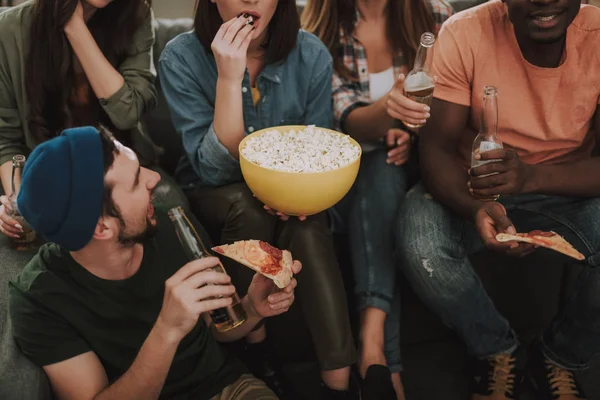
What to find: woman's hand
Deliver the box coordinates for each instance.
[64,1,95,34]
[211,15,255,84]
[386,128,412,165]
[0,195,23,239]
[263,205,307,222]
[386,74,432,127]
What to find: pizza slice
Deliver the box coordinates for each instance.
[496,230,585,261]
[212,240,293,288]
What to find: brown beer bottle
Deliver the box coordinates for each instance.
[168,206,247,332]
[403,32,436,130]
[7,155,37,250]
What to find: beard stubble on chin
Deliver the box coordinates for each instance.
[117,216,158,248]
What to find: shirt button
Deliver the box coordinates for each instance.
[242,87,248,93]
[248,126,255,133]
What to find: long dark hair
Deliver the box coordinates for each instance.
[26,0,152,143]
[302,0,435,80]
[194,0,300,64]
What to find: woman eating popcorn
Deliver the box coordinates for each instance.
[159,1,358,398]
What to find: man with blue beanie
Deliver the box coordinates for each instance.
[9,126,301,400]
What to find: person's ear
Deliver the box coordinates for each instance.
[92,216,116,242]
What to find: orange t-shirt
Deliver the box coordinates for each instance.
[432,1,600,167]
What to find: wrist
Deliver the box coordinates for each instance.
[242,295,262,321]
[522,163,541,194]
[217,77,243,90]
[64,18,86,37]
[153,315,183,346]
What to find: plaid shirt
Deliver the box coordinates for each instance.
[333,0,454,131]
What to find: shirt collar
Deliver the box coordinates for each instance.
[260,63,283,84]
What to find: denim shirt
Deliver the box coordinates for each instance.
[159,30,333,188]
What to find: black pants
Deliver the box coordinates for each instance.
[188,182,357,370]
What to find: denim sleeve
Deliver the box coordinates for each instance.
[158,58,241,187]
[305,50,334,130]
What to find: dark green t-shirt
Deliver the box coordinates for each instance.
[8,209,244,400]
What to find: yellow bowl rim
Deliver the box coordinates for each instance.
[238,125,362,176]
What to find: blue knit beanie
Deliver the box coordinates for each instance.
[17,127,105,251]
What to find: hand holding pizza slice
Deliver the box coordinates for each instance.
[212,240,294,288]
[496,230,585,261]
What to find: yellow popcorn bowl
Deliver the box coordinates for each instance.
[239,125,362,217]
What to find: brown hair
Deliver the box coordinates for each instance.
[194,0,300,64]
[26,0,152,144]
[301,0,435,80]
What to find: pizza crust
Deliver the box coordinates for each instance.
[496,231,585,261]
[213,240,293,288]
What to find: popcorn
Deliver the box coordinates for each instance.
[242,126,360,173]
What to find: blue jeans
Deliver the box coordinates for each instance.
[396,182,600,370]
[334,148,410,372]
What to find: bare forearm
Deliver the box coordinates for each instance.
[213,296,262,342]
[95,320,179,400]
[214,79,245,159]
[65,20,125,101]
[1,161,13,195]
[344,96,393,141]
[420,143,483,220]
[527,157,600,197]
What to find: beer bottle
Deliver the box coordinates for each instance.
[7,155,37,250]
[402,32,436,130]
[471,85,503,201]
[168,206,247,332]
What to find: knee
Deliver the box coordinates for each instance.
[285,213,331,243]
[226,188,274,228]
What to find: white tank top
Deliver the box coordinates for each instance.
[369,67,395,102]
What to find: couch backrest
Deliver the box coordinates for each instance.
[142,18,194,176]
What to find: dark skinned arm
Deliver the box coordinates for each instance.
[419,98,483,220]
[469,106,600,198]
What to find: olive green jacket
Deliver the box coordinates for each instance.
[0,1,158,167]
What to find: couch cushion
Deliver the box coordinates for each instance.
[143,18,194,176]
[0,235,51,400]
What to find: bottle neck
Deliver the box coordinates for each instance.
[169,207,212,260]
[11,165,22,197]
[412,44,428,72]
[480,95,498,138]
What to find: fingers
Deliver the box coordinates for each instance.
[474,149,515,162]
[196,297,234,314]
[505,242,536,258]
[223,15,248,43]
[263,205,304,221]
[393,73,406,88]
[233,23,254,50]
[487,205,516,235]
[0,219,21,238]
[192,283,236,302]
[386,143,410,165]
[291,260,302,274]
[469,162,509,178]
[216,16,239,41]
[386,99,429,126]
[386,129,410,147]
[470,185,510,198]
[184,269,232,289]
[168,257,222,285]
[0,195,12,210]
[268,293,294,311]
[468,172,509,189]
